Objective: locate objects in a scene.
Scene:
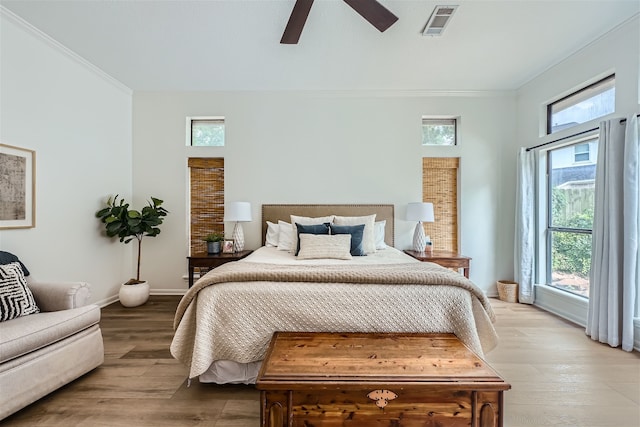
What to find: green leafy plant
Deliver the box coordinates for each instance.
[203,232,225,242]
[96,195,169,284]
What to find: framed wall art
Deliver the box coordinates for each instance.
[0,144,35,229]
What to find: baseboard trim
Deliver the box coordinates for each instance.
[151,289,187,296]
[95,295,119,308]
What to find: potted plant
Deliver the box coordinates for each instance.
[96,195,168,307]
[203,232,225,254]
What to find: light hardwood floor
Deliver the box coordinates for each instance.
[1,296,638,426]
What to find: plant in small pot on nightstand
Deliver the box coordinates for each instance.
[203,232,225,254]
[96,195,169,307]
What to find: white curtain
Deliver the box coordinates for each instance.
[587,115,639,351]
[515,147,536,304]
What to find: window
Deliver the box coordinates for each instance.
[422,118,457,146]
[188,158,224,255]
[547,75,615,134]
[574,144,590,163]
[422,157,459,252]
[188,117,225,146]
[546,136,598,297]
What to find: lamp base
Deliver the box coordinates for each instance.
[232,222,244,252]
[412,221,427,252]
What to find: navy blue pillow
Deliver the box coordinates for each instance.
[0,251,30,276]
[330,224,366,256]
[295,222,331,255]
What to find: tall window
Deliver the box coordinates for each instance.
[422,157,459,252]
[546,136,598,297]
[188,158,224,255]
[547,75,615,134]
[187,117,225,146]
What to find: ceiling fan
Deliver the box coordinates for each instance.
[281,0,398,44]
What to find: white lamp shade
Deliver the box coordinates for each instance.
[405,202,434,222]
[224,201,252,222]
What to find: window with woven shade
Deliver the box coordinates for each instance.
[188,158,224,255]
[422,157,459,252]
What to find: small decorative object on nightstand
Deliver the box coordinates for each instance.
[224,201,252,252]
[406,202,434,252]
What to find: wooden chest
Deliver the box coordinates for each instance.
[256,332,510,427]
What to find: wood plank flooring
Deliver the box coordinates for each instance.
[1,296,638,426]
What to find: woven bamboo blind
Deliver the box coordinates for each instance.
[189,158,224,255]
[422,157,459,252]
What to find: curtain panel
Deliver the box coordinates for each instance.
[587,115,639,351]
[515,148,536,304]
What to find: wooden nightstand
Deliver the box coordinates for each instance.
[404,249,471,278]
[187,250,253,288]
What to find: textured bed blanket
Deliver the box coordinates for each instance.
[171,261,498,379]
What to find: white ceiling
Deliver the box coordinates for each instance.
[2,0,638,92]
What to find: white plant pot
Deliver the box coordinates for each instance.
[119,281,150,308]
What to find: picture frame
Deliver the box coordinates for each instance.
[222,239,235,253]
[0,144,35,229]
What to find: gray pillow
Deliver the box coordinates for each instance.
[330,224,366,256]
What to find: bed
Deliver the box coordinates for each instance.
[170,204,498,384]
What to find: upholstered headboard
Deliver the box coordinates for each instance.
[261,204,394,247]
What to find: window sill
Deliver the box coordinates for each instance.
[535,284,640,351]
[534,284,588,327]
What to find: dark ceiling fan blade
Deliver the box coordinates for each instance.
[343,0,398,32]
[281,0,314,44]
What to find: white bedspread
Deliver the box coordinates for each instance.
[170,247,498,381]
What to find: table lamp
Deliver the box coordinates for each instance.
[224,201,252,252]
[406,202,434,252]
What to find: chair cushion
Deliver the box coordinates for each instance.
[0,304,100,364]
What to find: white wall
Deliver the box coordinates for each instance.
[0,10,133,304]
[133,90,516,294]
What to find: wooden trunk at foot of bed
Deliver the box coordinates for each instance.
[257,332,510,427]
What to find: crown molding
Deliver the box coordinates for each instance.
[1,5,132,96]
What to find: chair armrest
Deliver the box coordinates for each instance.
[26,280,92,312]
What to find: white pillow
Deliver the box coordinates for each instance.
[290,215,335,253]
[333,214,376,254]
[297,234,352,260]
[277,220,294,251]
[374,220,387,250]
[265,221,279,247]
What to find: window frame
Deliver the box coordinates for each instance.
[546,74,615,135]
[186,116,225,147]
[421,117,458,146]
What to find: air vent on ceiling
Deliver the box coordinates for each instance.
[422,5,458,37]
